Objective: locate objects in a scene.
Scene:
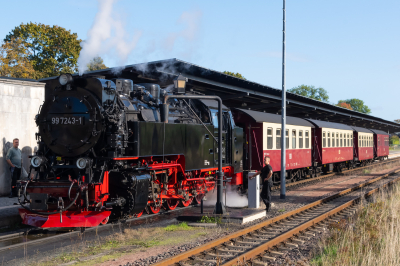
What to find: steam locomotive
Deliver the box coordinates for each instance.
[18,74,243,228]
[17,73,390,229]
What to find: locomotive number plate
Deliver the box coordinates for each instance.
[51,116,84,125]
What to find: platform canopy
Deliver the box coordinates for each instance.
[42,58,400,133]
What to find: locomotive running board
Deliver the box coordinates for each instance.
[19,209,111,228]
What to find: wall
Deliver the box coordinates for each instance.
[0,78,44,196]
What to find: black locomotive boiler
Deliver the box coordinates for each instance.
[18,74,244,228]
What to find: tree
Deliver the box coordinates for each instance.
[86,56,107,72]
[0,38,35,79]
[223,71,246,80]
[4,22,82,79]
[338,99,371,114]
[288,85,329,102]
[336,101,353,110]
[395,119,400,124]
[390,135,399,145]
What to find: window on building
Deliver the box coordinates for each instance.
[276,129,281,150]
[340,133,343,147]
[299,130,303,148]
[336,133,339,147]
[327,132,331,147]
[292,130,296,149]
[267,128,273,149]
[323,131,326,148]
[286,129,289,149]
[305,130,310,148]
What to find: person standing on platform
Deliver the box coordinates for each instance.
[249,156,273,212]
[6,138,22,198]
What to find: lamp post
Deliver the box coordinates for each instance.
[162,74,226,214]
[280,0,287,199]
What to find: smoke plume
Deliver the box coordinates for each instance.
[78,0,142,75]
[203,186,248,208]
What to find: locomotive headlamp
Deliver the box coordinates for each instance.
[31,156,43,168]
[76,158,87,169]
[173,74,187,94]
[59,74,73,86]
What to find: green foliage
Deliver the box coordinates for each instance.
[288,85,329,102]
[87,56,107,72]
[4,22,82,79]
[0,38,36,78]
[199,215,222,224]
[338,99,371,114]
[390,135,399,145]
[164,222,193,231]
[223,71,246,80]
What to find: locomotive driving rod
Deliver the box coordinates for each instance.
[162,95,226,214]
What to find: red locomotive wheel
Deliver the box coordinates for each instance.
[135,209,144,218]
[179,197,193,207]
[165,199,179,210]
[193,194,205,205]
[148,204,162,214]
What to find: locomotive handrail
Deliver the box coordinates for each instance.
[162,94,225,214]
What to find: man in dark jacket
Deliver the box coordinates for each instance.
[6,138,22,197]
[249,156,273,212]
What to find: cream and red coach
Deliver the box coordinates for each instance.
[369,129,389,161]
[232,109,314,184]
[306,119,354,173]
[351,126,374,166]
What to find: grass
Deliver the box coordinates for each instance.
[278,208,286,213]
[164,222,193,231]
[198,215,222,224]
[28,222,219,266]
[310,184,400,266]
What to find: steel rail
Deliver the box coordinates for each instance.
[153,167,400,266]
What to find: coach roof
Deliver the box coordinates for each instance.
[306,119,353,130]
[351,126,374,134]
[368,129,389,135]
[235,109,314,127]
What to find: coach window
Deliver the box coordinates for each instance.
[305,130,310,148]
[323,131,326,148]
[378,136,380,146]
[336,133,339,147]
[276,129,281,149]
[299,130,303,148]
[346,133,349,147]
[292,130,296,149]
[339,133,342,147]
[286,130,289,149]
[332,133,335,147]
[351,134,353,147]
[267,128,273,149]
[327,132,331,147]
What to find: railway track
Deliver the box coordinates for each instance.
[154,167,400,266]
[272,157,399,192]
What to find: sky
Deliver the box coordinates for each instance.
[1,0,399,121]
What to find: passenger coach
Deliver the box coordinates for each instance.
[233,109,314,184]
[369,129,389,161]
[306,119,354,173]
[352,126,374,166]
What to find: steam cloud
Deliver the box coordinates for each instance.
[77,0,142,75]
[203,186,248,208]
